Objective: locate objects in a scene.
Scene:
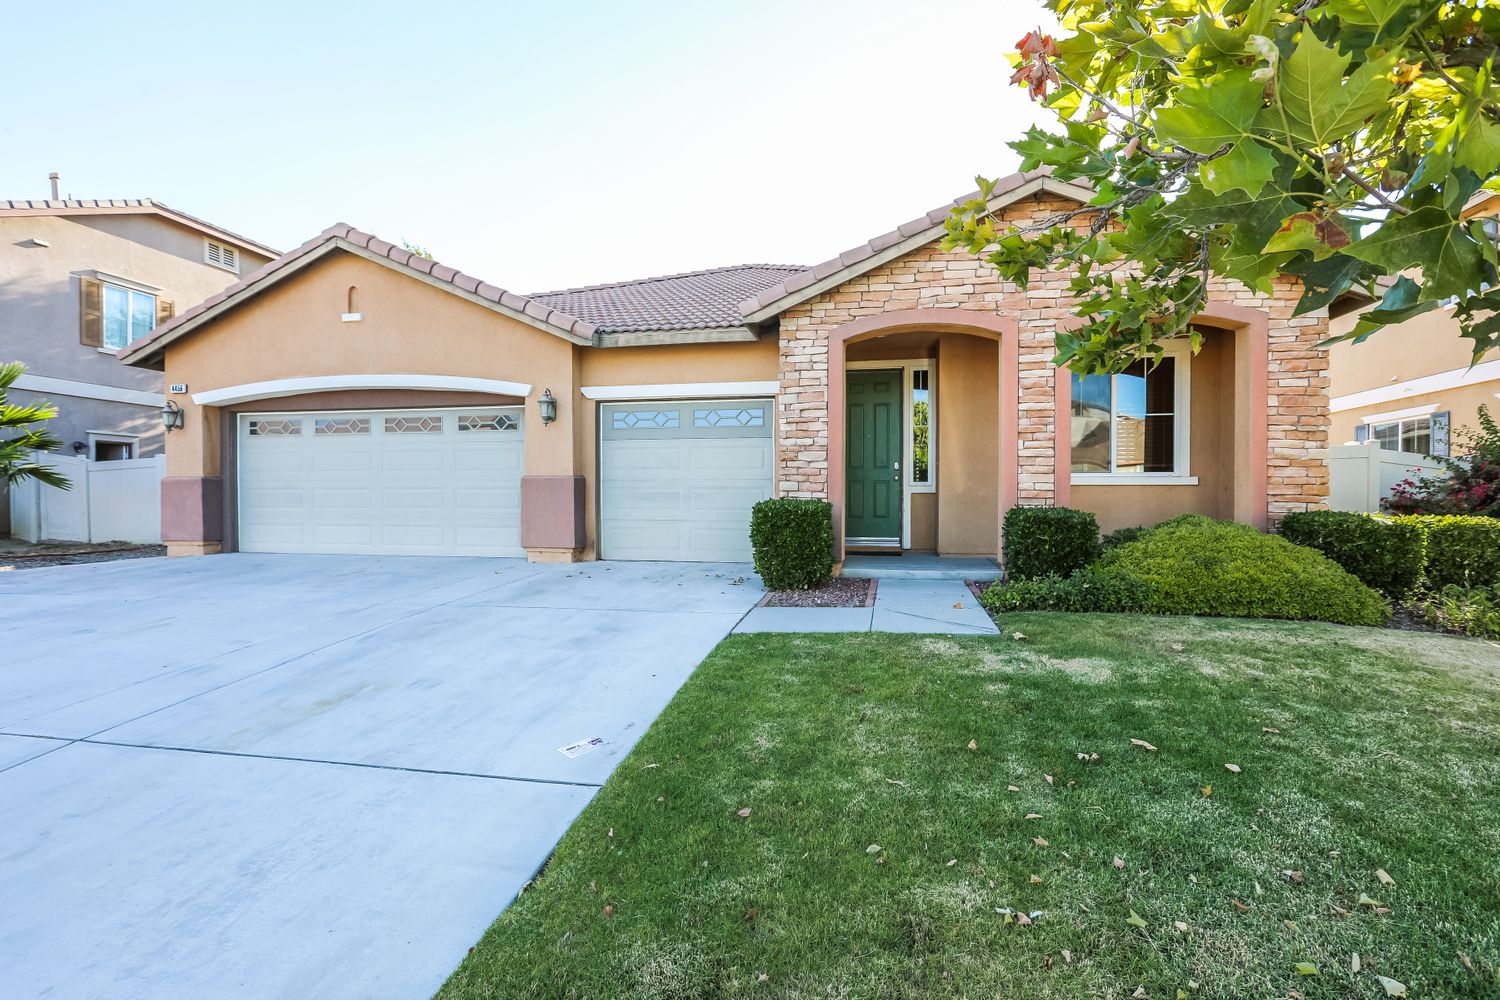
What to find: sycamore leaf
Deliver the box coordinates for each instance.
[1358,893,1385,908]
[1127,910,1148,929]
[736,808,752,818]
[967,739,978,751]
[1155,69,1267,155]
[1201,140,1277,196]
[1114,856,1126,870]
[1267,33,1397,147]
[1352,953,1362,973]
[1174,920,1189,932]
[1225,763,1243,774]
[1376,868,1395,886]
[1327,0,1422,41]
[1344,206,1485,300]
[1025,813,1043,820]
[1376,976,1408,997]
[1294,962,1319,976]
[1130,738,1158,752]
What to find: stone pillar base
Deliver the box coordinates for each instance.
[167,541,223,557]
[526,547,584,564]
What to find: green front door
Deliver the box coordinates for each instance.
[845,369,902,542]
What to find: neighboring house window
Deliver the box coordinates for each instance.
[101,282,157,350]
[1071,346,1190,477]
[910,366,934,490]
[79,276,173,351]
[1358,412,1449,457]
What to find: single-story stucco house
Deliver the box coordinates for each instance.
[117,171,1330,564]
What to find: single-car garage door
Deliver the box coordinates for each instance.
[237,407,524,556]
[599,398,773,561]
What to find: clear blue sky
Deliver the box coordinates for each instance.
[3,0,1055,291]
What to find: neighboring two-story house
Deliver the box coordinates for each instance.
[1,189,277,531]
[1328,189,1500,456]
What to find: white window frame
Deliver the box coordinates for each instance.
[1369,415,1433,453]
[99,280,158,352]
[87,431,139,462]
[846,358,936,549]
[1071,340,1196,486]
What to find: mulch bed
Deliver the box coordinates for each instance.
[0,544,166,571]
[760,577,876,608]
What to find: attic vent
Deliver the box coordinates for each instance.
[205,240,239,273]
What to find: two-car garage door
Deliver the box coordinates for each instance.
[598,398,774,562]
[235,398,773,561]
[237,408,524,556]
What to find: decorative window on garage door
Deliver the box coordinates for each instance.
[314,417,370,435]
[384,414,444,434]
[611,408,680,430]
[458,412,519,432]
[247,418,302,437]
[693,406,765,428]
[602,399,772,441]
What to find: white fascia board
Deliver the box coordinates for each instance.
[1331,358,1500,412]
[580,381,779,401]
[192,374,533,406]
[1360,403,1440,424]
[13,373,164,407]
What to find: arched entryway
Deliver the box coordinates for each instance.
[826,308,1019,563]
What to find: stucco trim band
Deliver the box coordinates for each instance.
[580,381,779,401]
[1330,357,1500,412]
[192,374,534,406]
[13,373,164,408]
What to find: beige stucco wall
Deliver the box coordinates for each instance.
[934,334,999,555]
[163,252,578,483]
[1331,381,1500,446]
[1328,306,1500,396]
[1073,331,1237,533]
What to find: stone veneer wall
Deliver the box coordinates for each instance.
[775,194,1329,523]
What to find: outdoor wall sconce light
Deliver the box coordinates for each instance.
[161,400,185,432]
[538,388,558,425]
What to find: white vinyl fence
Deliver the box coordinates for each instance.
[1324,441,1448,514]
[8,454,164,544]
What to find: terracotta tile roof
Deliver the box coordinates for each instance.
[0,197,279,257]
[118,223,595,367]
[739,170,1090,320]
[529,264,808,333]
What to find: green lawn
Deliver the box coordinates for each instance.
[440,616,1500,1000]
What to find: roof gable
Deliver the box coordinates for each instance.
[739,171,1093,323]
[118,224,596,368]
[0,198,279,258]
[530,264,806,334]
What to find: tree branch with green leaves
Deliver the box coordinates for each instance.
[943,0,1500,374]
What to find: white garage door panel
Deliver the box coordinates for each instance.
[600,399,773,562]
[237,408,524,557]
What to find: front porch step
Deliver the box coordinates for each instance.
[841,554,1001,581]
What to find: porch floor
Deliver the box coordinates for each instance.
[841,553,1001,581]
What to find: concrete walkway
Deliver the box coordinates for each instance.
[0,554,762,1000]
[734,578,997,634]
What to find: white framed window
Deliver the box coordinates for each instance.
[87,432,138,462]
[205,240,240,273]
[1071,341,1194,484]
[101,282,157,350]
[909,364,935,492]
[1360,411,1449,457]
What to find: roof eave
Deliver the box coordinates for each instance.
[0,202,279,258]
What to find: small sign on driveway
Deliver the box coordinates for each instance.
[557,736,605,759]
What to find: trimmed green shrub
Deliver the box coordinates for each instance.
[1413,584,1500,639]
[1278,510,1425,598]
[1002,506,1099,580]
[1100,525,1150,553]
[1387,514,1500,588]
[979,567,1153,614]
[749,498,834,590]
[1096,515,1389,626]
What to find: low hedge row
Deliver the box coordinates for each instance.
[1001,506,1099,580]
[749,498,833,591]
[1278,510,1425,598]
[1386,514,1500,589]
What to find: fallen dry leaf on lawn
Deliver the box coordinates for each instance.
[1376,976,1407,997]
[736,808,752,818]
[967,739,978,751]
[1282,869,1305,884]
[1358,893,1385,908]
[1170,642,1185,652]
[1044,773,1055,785]
[866,844,882,854]
[1114,856,1126,870]
[1376,868,1395,886]
[1016,912,1032,926]
[1061,949,1073,963]
[1174,920,1189,932]
[1130,738,1158,752]
[1201,784,1213,797]
[1262,727,1281,735]
[602,904,615,918]
[757,972,769,983]
[1011,631,1029,641]
[1459,952,1475,973]
[1008,784,1021,792]
[1126,910,1148,929]
[607,827,615,838]
[1225,763,1242,774]
[1025,812,1043,820]
[1232,898,1252,913]
[1033,836,1049,847]
[1132,986,1148,999]
[1030,874,1043,884]
[885,778,908,788]
[1352,953,1362,973]
[1294,962,1319,976]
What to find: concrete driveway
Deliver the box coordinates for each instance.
[0,554,761,1000]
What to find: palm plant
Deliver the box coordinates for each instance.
[1,362,71,490]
